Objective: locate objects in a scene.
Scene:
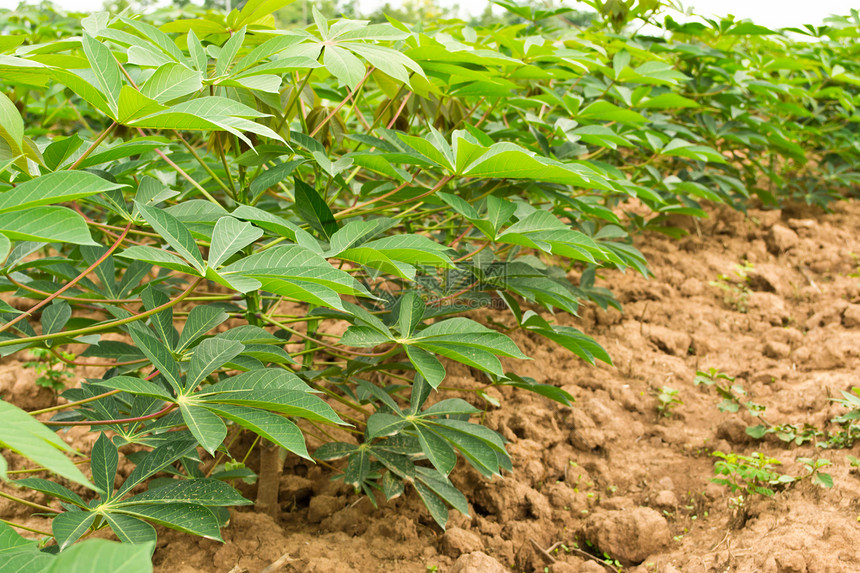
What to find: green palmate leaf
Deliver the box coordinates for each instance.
[118,477,251,507]
[140,63,203,103]
[407,317,527,377]
[313,442,357,461]
[345,234,454,268]
[117,245,198,275]
[186,338,244,391]
[499,373,574,406]
[415,466,469,515]
[53,511,97,550]
[186,30,207,72]
[294,179,338,239]
[578,100,647,124]
[128,328,182,394]
[323,44,366,89]
[0,171,123,215]
[118,439,199,496]
[405,346,446,388]
[112,503,222,541]
[0,91,25,168]
[414,424,457,476]
[413,479,448,529]
[13,478,86,507]
[522,312,611,365]
[177,306,229,351]
[346,43,423,85]
[129,96,283,147]
[232,0,297,28]
[396,292,425,338]
[366,413,409,439]
[102,513,157,546]
[382,471,404,500]
[81,33,123,117]
[117,86,167,124]
[201,403,311,459]
[248,159,305,200]
[203,387,343,425]
[202,368,311,394]
[340,325,392,348]
[134,201,206,275]
[0,207,96,245]
[142,286,173,349]
[94,375,174,401]
[428,422,501,476]
[214,27,245,76]
[43,539,154,572]
[91,432,119,496]
[343,447,371,487]
[180,402,227,456]
[0,234,10,265]
[326,220,386,257]
[0,400,95,490]
[216,325,283,345]
[41,300,71,338]
[207,217,263,269]
[0,521,39,555]
[221,243,328,271]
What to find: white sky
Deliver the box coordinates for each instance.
[0,0,857,28]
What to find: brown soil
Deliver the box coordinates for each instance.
[3,200,860,573]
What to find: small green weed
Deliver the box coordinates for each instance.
[709,261,755,313]
[653,386,682,418]
[22,348,74,393]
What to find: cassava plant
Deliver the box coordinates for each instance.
[1,0,860,565]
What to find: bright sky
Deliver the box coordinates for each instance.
[0,0,857,28]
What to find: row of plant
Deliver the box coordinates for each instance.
[1,0,859,567]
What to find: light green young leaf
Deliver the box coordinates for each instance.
[0,92,24,162]
[135,201,206,275]
[397,291,425,338]
[326,220,384,257]
[207,217,263,269]
[140,63,203,103]
[43,539,154,572]
[323,44,366,89]
[214,27,245,76]
[82,33,122,116]
[0,399,96,490]
[0,207,97,245]
[117,245,199,275]
[117,86,167,123]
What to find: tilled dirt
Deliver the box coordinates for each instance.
[3,200,860,573]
